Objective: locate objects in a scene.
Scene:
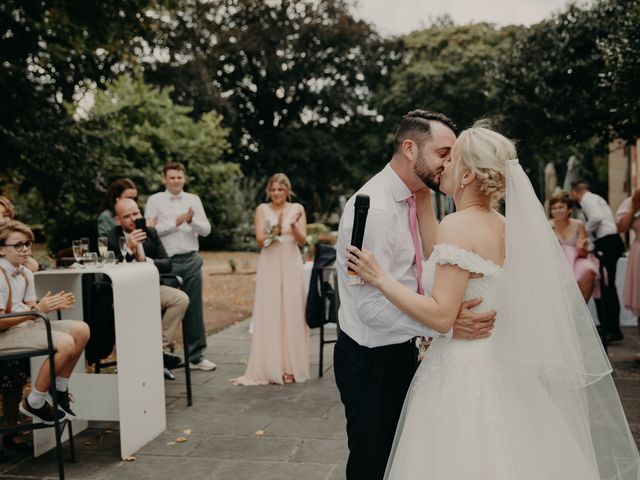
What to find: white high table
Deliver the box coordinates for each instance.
[32,262,166,459]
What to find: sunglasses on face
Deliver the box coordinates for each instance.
[2,241,33,252]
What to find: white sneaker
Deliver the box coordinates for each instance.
[189,358,217,371]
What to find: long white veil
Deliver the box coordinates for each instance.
[498,159,639,478]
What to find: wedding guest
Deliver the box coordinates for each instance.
[570,180,625,343]
[0,196,39,273]
[108,198,188,373]
[233,173,309,385]
[0,197,39,454]
[0,221,90,424]
[145,163,215,371]
[0,197,13,226]
[97,178,138,237]
[549,192,600,302]
[616,189,640,346]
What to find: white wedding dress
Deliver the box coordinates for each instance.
[385,244,605,480]
[385,160,639,479]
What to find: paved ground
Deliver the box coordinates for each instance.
[0,320,346,480]
[1,322,640,479]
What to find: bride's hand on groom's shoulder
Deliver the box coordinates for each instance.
[452,298,496,340]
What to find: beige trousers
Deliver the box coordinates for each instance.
[160,285,189,352]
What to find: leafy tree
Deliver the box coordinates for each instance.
[144,0,393,217]
[375,20,524,135]
[492,0,640,195]
[42,74,238,252]
[596,0,640,142]
[0,1,178,176]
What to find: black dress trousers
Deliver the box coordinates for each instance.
[334,332,419,480]
[594,233,625,336]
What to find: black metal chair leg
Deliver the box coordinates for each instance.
[182,321,192,406]
[48,348,65,480]
[319,324,325,378]
[66,421,76,463]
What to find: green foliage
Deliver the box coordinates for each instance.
[44,74,239,251]
[145,0,394,217]
[595,0,640,142]
[3,0,639,246]
[0,0,178,174]
[491,0,640,195]
[377,22,524,132]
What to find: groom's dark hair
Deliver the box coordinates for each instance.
[394,110,457,153]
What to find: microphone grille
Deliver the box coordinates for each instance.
[354,194,370,208]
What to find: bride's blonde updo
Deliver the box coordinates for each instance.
[454,120,517,205]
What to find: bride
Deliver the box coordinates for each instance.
[347,122,640,479]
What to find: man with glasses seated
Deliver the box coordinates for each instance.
[108,198,188,377]
[0,221,90,424]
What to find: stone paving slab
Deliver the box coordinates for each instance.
[1,320,640,480]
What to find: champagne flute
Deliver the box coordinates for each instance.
[119,236,128,263]
[72,240,83,265]
[80,237,90,257]
[97,236,108,262]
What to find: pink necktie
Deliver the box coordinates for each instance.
[406,196,424,295]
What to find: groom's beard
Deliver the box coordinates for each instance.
[422,174,440,191]
[415,165,441,191]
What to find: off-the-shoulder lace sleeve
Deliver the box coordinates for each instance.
[429,244,502,276]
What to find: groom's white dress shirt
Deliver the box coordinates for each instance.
[336,164,450,348]
[145,190,211,257]
[579,191,618,240]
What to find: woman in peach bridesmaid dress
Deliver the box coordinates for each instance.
[234,173,310,385]
[616,189,640,360]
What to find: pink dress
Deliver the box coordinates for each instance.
[616,197,640,316]
[234,203,310,385]
[554,225,601,299]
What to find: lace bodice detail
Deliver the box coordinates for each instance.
[415,244,505,405]
[423,244,503,314]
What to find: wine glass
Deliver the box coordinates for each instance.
[72,240,83,265]
[80,237,90,257]
[97,236,108,262]
[104,251,116,265]
[84,252,98,267]
[119,237,128,263]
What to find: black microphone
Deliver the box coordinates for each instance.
[348,194,370,274]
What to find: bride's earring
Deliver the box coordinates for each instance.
[460,184,465,189]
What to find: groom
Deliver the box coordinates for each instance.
[334,110,496,480]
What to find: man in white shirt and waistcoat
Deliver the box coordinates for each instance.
[570,179,625,343]
[334,111,497,480]
[145,162,216,371]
